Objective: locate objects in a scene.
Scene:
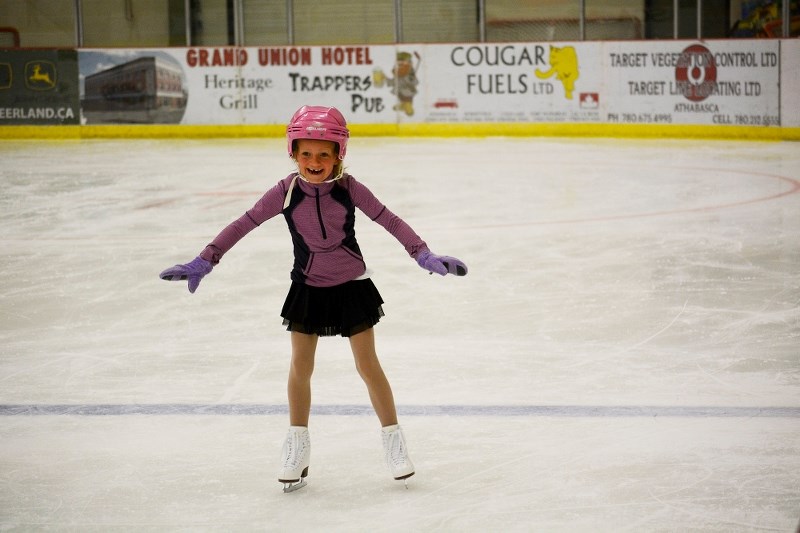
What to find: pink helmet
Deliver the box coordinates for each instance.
[286,105,350,160]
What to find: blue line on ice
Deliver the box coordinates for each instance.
[1,404,798,417]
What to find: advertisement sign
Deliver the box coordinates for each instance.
[604,40,781,126]
[0,49,80,125]
[76,41,783,129]
[418,43,603,124]
[79,46,400,125]
[194,45,399,124]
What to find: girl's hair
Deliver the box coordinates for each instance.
[333,162,346,184]
[291,139,340,158]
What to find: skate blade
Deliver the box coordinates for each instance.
[281,479,307,493]
[395,471,414,489]
[279,466,309,493]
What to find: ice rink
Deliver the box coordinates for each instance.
[1,135,799,532]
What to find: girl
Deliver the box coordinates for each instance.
[160,105,467,492]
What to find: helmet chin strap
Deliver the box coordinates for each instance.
[283,163,345,211]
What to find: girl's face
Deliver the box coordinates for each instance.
[294,139,338,183]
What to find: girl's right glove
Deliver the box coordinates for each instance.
[159,256,214,293]
[416,250,468,276]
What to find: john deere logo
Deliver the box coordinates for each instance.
[25,60,57,90]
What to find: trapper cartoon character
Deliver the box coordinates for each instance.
[372,51,420,116]
[535,45,579,100]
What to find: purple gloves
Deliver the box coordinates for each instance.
[159,256,214,293]
[416,250,468,276]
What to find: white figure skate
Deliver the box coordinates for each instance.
[382,424,415,487]
[278,426,310,493]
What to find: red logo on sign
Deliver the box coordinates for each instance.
[675,44,717,102]
[579,93,599,109]
[434,99,458,109]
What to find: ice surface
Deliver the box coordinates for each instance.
[1,137,799,531]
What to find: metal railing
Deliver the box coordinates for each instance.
[63,0,796,48]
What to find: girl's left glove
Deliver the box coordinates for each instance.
[416,250,468,276]
[159,256,214,293]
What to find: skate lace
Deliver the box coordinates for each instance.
[282,431,308,469]
[385,430,409,468]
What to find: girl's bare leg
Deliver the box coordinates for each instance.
[350,328,398,427]
[288,331,318,427]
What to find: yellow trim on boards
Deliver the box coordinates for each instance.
[1,123,798,141]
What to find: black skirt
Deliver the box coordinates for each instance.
[280,279,385,337]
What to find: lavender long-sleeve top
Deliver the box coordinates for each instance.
[200,173,428,287]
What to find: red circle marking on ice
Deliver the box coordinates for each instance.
[465,167,800,230]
